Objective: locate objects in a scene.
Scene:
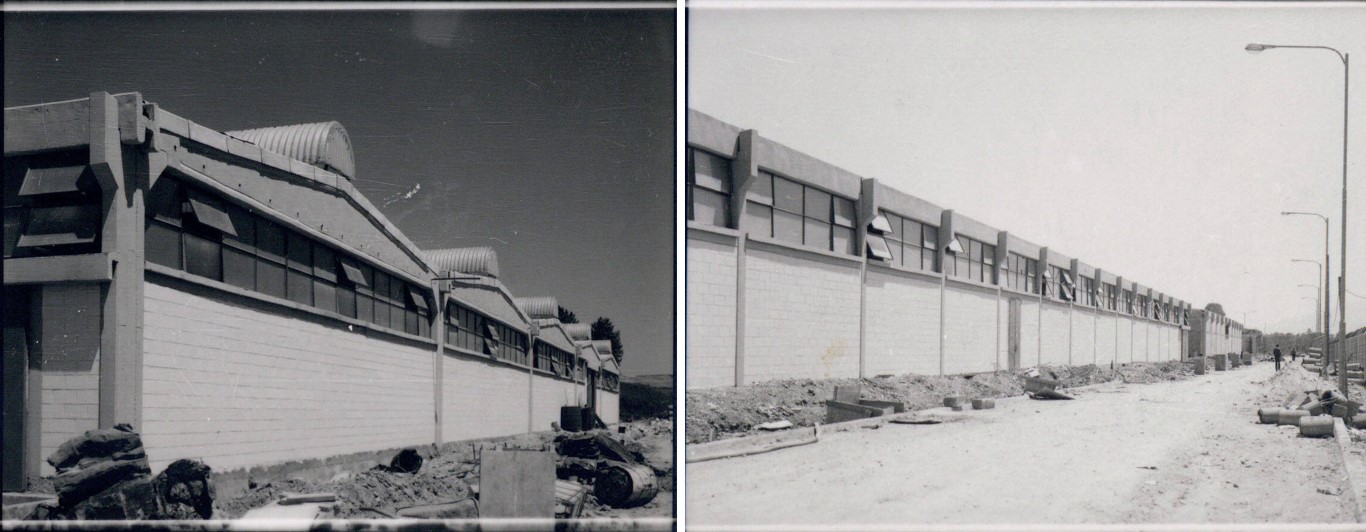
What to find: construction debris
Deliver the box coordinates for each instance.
[972,398,996,410]
[594,462,659,508]
[29,425,216,521]
[1030,389,1075,401]
[1299,416,1336,438]
[756,420,794,431]
[387,448,424,474]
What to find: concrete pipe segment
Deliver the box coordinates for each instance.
[1258,408,1283,424]
[1277,409,1311,426]
[972,398,996,410]
[1300,416,1336,438]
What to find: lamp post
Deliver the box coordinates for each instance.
[1292,258,1323,334]
[1298,283,1322,335]
[1281,211,1335,388]
[1253,42,1350,397]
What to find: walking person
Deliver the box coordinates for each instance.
[1274,344,1283,371]
[1291,348,1298,363]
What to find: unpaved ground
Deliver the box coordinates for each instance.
[687,361,1192,443]
[688,362,1359,526]
[216,418,674,519]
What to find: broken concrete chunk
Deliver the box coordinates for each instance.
[755,420,794,431]
[389,448,424,474]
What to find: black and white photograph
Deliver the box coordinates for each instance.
[684,2,1365,528]
[2,4,676,527]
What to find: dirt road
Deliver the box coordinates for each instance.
[688,363,1358,526]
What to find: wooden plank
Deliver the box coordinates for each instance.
[479,450,555,518]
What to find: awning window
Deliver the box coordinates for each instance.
[865,234,893,261]
[945,237,964,255]
[867,214,893,235]
[16,205,100,248]
[186,191,237,236]
[338,260,369,287]
[18,165,91,197]
[408,288,430,312]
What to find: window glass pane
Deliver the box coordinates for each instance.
[744,202,772,238]
[418,311,429,338]
[747,173,773,205]
[803,188,831,221]
[833,197,855,228]
[373,294,390,327]
[184,231,222,281]
[983,244,995,265]
[337,286,356,318]
[692,187,728,227]
[146,221,181,269]
[904,219,920,246]
[256,220,285,263]
[375,272,391,304]
[957,256,970,278]
[943,255,955,276]
[390,302,405,330]
[691,149,730,192]
[287,269,312,306]
[884,233,901,264]
[922,248,936,272]
[223,246,255,290]
[969,239,982,261]
[803,218,830,249]
[146,179,183,222]
[969,261,981,282]
[257,259,285,298]
[313,244,337,282]
[773,176,802,213]
[922,225,938,250]
[406,309,419,336]
[390,277,406,304]
[357,293,373,323]
[314,280,337,313]
[224,204,255,250]
[773,210,803,245]
[287,231,310,271]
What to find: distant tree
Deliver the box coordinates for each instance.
[1204,303,1225,315]
[558,306,578,324]
[591,317,624,365]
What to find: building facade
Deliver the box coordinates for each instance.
[686,109,1241,389]
[2,92,620,491]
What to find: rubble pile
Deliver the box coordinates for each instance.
[25,424,215,521]
[688,362,1198,443]
[216,418,672,519]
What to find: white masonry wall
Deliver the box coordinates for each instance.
[442,353,530,443]
[1040,302,1071,366]
[1019,298,1040,367]
[141,281,435,473]
[742,245,862,383]
[531,373,579,433]
[686,232,739,389]
[864,268,942,377]
[1096,313,1117,366]
[942,283,999,374]
[1071,308,1096,366]
[598,390,620,425]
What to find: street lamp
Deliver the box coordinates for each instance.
[1282,211,1334,387]
[1254,42,1351,398]
[1298,283,1322,336]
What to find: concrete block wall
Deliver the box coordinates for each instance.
[1072,308,1096,366]
[741,245,861,383]
[942,283,998,374]
[1018,298,1040,367]
[531,373,579,433]
[686,232,739,389]
[598,390,620,425]
[1096,313,1117,366]
[1040,303,1071,365]
[864,268,941,377]
[141,281,434,473]
[37,284,104,475]
[39,372,101,476]
[443,353,529,444]
[1118,318,1134,363]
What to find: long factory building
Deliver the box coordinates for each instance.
[2,92,620,491]
[686,109,1243,389]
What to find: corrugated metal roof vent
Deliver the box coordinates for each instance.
[227,121,356,179]
[515,297,558,320]
[564,323,592,341]
[424,247,500,278]
[592,340,613,356]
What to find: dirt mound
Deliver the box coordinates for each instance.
[688,362,1194,443]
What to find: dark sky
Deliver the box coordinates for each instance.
[5,9,677,376]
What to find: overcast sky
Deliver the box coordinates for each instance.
[689,2,1365,336]
[5,8,676,376]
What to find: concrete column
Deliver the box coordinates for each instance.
[938,210,954,376]
[92,92,145,431]
[729,130,759,231]
[432,286,445,445]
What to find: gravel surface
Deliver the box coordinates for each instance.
[688,362,1359,526]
